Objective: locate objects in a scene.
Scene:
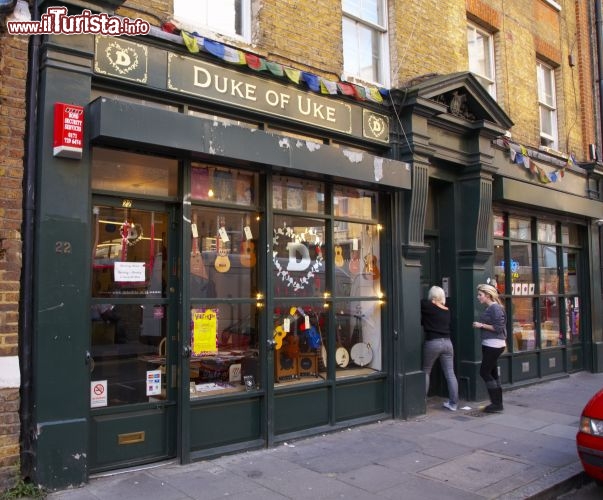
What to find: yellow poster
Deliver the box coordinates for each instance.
[192,308,218,355]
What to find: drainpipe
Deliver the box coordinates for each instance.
[595,0,603,150]
[19,3,41,480]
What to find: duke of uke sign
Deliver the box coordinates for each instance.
[53,102,84,159]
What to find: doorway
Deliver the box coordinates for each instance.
[89,198,179,472]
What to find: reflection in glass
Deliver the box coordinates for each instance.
[90,302,166,406]
[510,243,532,295]
[511,298,534,352]
[563,250,579,294]
[493,240,505,294]
[272,215,326,298]
[272,176,325,213]
[565,297,580,345]
[92,148,178,197]
[92,207,167,298]
[540,296,560,348]
[561,224,579,245]
[538,245,558,294]
[333,187,376,220]
[537,222,556,243]
[187,304,260,397]
[493,214,505,237]
[191,164,257,205]
[190,207,258,299]
[509,217,531,240]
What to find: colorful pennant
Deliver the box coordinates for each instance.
[504,138,572,184]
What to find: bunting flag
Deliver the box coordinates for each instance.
[266,61,284,77]
[337,82,356,96]
[284,67,301,84]
[172,24,391,104]
[320,78,338,95]
[245,53,267,71]
[182,31,200,54]
[223,45,246,64]
[301,72,320,92]
[203,38,225,59]
[503,138,567,184]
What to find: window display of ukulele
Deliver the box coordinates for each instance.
[214,217,231,273]
[335,321,350,368]
[334,245,344,267]
[363,227,380,280]
[240,216,256,267]
[273,325,287,350]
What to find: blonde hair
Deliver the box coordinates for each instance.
[477,283,503,306]
[428,285,446,305]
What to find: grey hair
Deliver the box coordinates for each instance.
[427,285,446,305]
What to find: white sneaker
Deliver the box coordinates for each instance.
[443,401,457,412]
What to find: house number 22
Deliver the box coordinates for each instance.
[55,241,72,254]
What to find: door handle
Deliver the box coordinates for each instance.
[85,350,95,372]
[267,339,277,350]
[183,345,191,358]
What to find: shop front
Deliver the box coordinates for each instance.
[391,73,603,403]
[26,31,415,488]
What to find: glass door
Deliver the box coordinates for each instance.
[89,199,178,472]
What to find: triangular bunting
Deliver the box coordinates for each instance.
[320,78,338,95]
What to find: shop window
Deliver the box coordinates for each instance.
[188,201,260,397]
[342,0,389,86]
[467,23,496,98]
[173,0,250,41]
[92,148,178,197]
[191,164,257,206]
[495,216,583,352]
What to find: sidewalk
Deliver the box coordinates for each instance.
[46,371,602,500]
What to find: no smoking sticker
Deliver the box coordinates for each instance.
[90,380,107,408]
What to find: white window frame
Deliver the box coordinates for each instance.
[173,0,251,42]
[467,23,496,99]
[537,61,558,149]
[342,0,389,87]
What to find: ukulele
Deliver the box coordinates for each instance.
[273,325,287,350]
[363,227,380,281]
[334,245,344,267]
[214,216,231,273]
[240,216,257,268]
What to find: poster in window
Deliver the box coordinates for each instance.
[191,308,218,355]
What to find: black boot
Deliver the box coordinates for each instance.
[484,387,503,413]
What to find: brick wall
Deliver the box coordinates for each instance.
[0,10,27,492]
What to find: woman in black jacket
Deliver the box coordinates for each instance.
[422,285,458,411]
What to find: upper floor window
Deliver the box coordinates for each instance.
[173,0,250,41]
[342,0,388,86]
[467,23,496,98]
[537,61,558,149]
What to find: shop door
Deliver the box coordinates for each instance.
[89,198,179,472]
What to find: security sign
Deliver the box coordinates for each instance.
[53,102,84,158]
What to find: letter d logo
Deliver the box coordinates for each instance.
[286,242,310,271]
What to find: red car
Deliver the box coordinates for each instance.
[577,388,603,484]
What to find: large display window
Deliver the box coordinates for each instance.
[493,212,583,353]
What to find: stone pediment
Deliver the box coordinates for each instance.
[400,72,513,130]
